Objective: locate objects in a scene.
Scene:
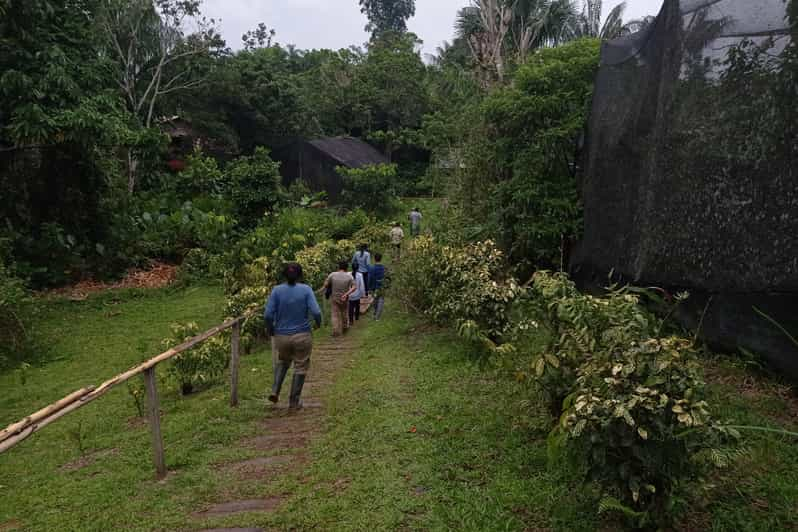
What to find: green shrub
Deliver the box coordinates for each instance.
[294,239,354,290]
[397,236,523,349]
[0,264,31,367]
[338,163,398,213]
[527,272,654,416]
[351,223,391,254]
[226,147,285,226]
[328,208,371,240]
[556,336,724,526]
[134,200,236,260]
[525,272,728,527]
[162,322,229,395]
[173,152,225,197]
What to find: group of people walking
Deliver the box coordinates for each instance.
[318,246,389,338]
[263,208,423,409]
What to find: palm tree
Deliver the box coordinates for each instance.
[455,0,582,83]
[511,0,580,59]
[570,1,641,41]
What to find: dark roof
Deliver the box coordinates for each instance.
[158,117,196,138]
[308,137,388,168]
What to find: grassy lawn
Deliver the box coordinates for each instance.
[1,282,796,531]
[0,284,263,531]
[264,313,601,531]
[260,315,798,531]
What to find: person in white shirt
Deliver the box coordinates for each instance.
[348,261,366,325]
[390,222,405,260]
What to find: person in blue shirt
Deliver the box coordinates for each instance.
[264,263,322,409]
[352,244,371,296]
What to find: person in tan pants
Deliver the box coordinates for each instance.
[319,260,357,337]
[265,263,322,409]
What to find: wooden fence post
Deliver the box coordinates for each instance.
[143,368,166,479]
[230,320,241,407]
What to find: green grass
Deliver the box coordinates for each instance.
[1,280,797,530]
[0,284,262,531]
[259,313,601,531]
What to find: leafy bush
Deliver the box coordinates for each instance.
[397,236,523,349]
[557,337,725,526]
[222,255,277,342]
[172,152,225,197]
[226,147,285,226]
[134,201,236,260]
[455,39,600,267]
[0,264,31,367]
[524,272,728,526]
[338,163,398,213]
[162,322,229,395]
[526,272,654,415]
[351,223,391,253]
[327,208,372,240]
[294,239,354,290]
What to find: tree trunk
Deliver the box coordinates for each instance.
[127,149,139,195]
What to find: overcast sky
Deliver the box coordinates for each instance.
[202,0,664,57]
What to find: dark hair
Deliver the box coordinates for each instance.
[283,262,303,285]
[338,260,349,270]
[358,243,367,257]
[374,253,382,262]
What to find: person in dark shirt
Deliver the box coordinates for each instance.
[264,263,322,409]
[369,253,390,320]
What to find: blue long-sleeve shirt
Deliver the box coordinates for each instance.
[368,264,386,291]
[352,251,371,273]
[264,283,322,336]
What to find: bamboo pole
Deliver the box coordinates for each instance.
[0,393,96,453]
[143,367,166,479]
[0,315,248,455]
[0,387,94,444]
[230,320,241,407]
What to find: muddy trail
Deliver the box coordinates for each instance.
[192,335,356,532]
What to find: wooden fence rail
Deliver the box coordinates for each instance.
[0,315,249,479]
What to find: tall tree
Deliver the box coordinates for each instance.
[457,0,514,85]
[511,0,579,61]
[100,0,223,192]
[360,33,428,160]
[359,0,416,36]
[572,0,629,40]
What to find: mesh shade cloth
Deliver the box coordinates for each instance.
[574,0,798,376]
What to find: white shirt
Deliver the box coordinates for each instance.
[390,227,405,244]
[349,272,365,301]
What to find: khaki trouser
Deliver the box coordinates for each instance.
[331,300,348,337]
[272,332,313,375]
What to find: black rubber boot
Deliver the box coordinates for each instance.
[269,362,289,404]
[288,373,306,410]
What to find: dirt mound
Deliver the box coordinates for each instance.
[43,262,179,299]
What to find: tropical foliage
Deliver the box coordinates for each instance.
[162,322,229,395]
[338,163,399,213]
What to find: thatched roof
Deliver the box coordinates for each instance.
[308,137,388,168]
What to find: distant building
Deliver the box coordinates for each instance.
[159,116,202,172]
[274,136,389,202]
